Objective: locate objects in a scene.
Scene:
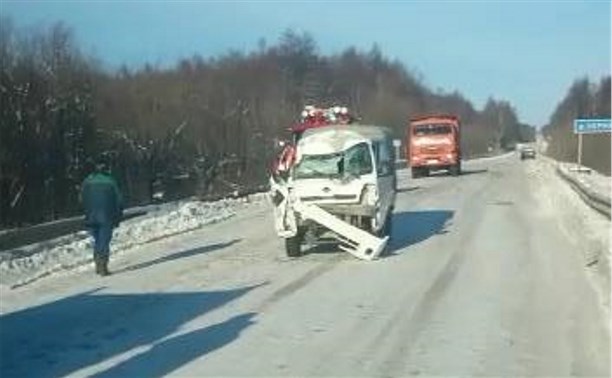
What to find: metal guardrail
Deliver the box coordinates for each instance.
[0,207,155,252]
[556,165,611,218]
[0,184,271,252]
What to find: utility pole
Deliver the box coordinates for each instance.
[577,133,583,168]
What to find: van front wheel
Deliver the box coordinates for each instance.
[379,212,392,237]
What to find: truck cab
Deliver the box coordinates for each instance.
[407,115,461,178]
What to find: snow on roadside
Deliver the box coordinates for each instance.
[528,158,610,312]
[0,193,269,289]
[558,162,611,203]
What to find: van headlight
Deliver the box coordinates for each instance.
[362,184,379,206]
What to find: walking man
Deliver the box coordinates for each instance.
[81,157,123,276]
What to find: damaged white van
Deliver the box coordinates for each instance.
[271,125,397,260]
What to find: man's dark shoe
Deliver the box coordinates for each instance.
[99,257,111,276]
[94,256,102,275]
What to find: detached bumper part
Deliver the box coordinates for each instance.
[293,201,388,261]
[271,177,388,261]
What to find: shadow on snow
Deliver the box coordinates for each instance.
[300,210,453,257]
[116,239,241,274]
[459,168,488,176]
[386,210,454,254]
[0,284,261,378]
[92,313,256,378]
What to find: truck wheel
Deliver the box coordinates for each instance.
[411,167,420,178]
[285,234,302,257]
[450,163,461,176]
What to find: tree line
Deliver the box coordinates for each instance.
[542,77,611,175]
[0,21,534,227]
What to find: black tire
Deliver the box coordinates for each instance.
[449,163,461,176]
[411,167,421,179]
[285,234,302,257]
[423,168,430,177]
[376,212,393,257]
[379,212,392,237]
[359,216,374,234]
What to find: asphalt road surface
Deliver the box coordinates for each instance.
[1,154,609,377]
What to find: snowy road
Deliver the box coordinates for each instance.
[1,154,610,377]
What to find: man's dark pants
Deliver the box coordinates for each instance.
[89,223,113,260]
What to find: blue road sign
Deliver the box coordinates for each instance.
[573,119,612,134]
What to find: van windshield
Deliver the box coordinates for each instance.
[294,142,373,179]
[413,124,452,136]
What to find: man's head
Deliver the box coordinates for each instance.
[94,156,111,174]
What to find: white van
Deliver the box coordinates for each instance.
[280,125,397,257]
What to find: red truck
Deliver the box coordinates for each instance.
[406,114,461,178]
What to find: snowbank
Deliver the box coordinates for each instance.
[0,194,268,288]
[535,159,611,312]
[557,162,611,217]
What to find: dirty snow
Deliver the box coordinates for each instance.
[558,161,611,203]
[0,194,268,289]
[527,157,610,312]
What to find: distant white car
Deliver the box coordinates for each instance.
[520,145,536,160]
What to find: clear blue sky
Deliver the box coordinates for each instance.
[1,1,610,126]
